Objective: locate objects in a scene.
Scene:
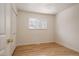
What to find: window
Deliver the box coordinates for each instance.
[28,18,48,29]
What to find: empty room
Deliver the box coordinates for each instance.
[0,3,79,56]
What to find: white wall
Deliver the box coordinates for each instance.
[16,10,55,46]
[56,4,79,52]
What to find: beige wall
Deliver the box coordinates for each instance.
[16,11,55,46]
[56,4,79,52]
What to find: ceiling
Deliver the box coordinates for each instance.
[16,3,76,15]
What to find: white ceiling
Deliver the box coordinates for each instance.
[16,3,76,14]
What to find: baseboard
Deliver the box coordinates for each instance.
[16,41,55,47]
[56,41,79,53]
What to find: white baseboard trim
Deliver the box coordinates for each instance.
[16,41,54,47]
[56,41,79,53]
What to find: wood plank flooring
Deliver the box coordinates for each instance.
[13,42,79,56]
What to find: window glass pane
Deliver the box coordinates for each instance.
[28,18,47,29]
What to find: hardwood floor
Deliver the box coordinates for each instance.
[13,42,79,56]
